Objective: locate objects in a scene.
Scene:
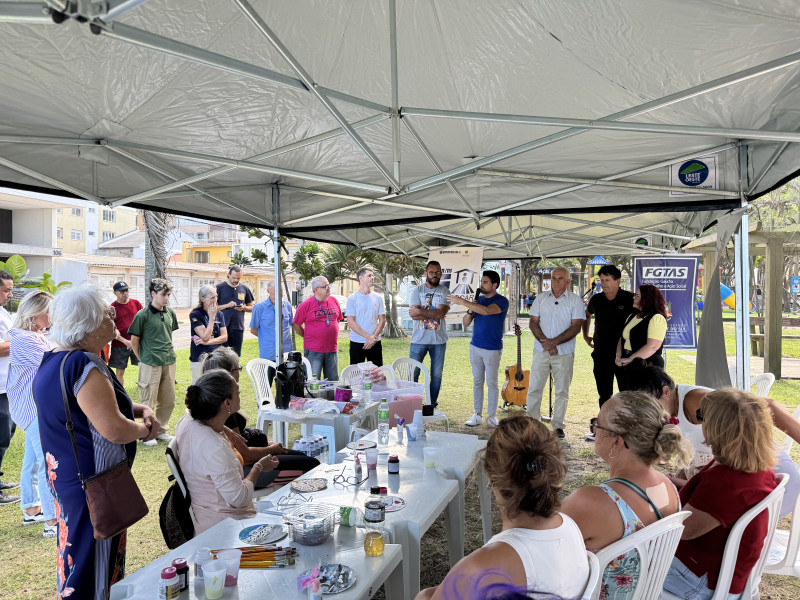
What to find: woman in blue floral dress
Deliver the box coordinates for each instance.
[562,391,692,600]
[32,285,158,599]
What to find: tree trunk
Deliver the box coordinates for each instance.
[144,211,168,287]
[381,269,405,338]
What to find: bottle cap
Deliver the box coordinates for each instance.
[389,455,399,462]
[379,486,387,494]
[370,485,381,494]
[172,558,187,570]
[161,566,177,579]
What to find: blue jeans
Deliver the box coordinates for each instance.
[20,417,55,520]
[409,343,447,406]
[663,558,741,600]
[304,350,339,381]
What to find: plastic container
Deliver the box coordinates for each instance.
[284,504,337,546]
[388,455,399,474]
[171,558,189,592]
[364,493,387,557]
[202,560,227,600]
[377,399,390,445]
[217,549,242,587]
[193,547,213,578]
[339,505,366,527]
[423,447,438,468]
[158,566,180,599]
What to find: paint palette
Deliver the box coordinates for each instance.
[290,477,328,492]
[301,564,357,594]
[346,440,377,450]
[382,496,406,512]
[239,524,287,545]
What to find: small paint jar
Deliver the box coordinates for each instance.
[388,455,399,474]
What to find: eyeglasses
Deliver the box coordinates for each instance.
[318,284,331,290]
[233,365,243,373]
[105,307,116,320]
[695,408,704,423]
[589,417,629,448]
[333,467,367,487]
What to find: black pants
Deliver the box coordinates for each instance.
[349,340,383,366]
[0,393,15,478]
[243,451,320,489]
[591,349,625,408]
[225,329,245,356]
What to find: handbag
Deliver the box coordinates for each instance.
[58,350,149,540]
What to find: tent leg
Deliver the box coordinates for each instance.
[733,144,751,390]
[273,185,283,363]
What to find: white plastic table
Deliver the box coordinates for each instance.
[353,430,493,547]
[111,516,403,600]
[259,403,379,463]
[264,462,460,600]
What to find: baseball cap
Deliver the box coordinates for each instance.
[113,281,129,292]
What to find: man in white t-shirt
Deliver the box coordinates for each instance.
[408,261,450,407]
[0,270,19,504]
[526,267,586,439]
[346,267,386,366]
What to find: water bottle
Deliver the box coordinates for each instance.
[321,436,329,463]
[377,399,390,445]
[362,380,372,404]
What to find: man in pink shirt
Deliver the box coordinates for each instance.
[292,276,343,381]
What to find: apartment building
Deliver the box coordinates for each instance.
[55,202,138,253]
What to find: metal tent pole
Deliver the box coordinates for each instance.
[733,144,751,389]
[273,186,283,363]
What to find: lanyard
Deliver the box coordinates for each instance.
[314,298,331,326]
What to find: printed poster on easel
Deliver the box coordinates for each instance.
[428,247,485,322]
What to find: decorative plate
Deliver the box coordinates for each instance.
[290,478,328,492]
[382,496,406,512]
[239,524,287,545]
[346,440,377,450]
[301,563,357,594]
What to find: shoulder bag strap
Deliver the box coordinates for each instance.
[604,477,664,519]
[58,350,86,486]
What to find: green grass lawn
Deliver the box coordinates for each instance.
[2,332,800,598]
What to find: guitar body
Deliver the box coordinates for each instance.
[502,324,529,407]
[502,364,530,407]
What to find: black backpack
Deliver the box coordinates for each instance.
[159,447,195,549]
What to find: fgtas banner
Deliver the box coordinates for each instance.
[633,255,699,349]
[428,247,485,321]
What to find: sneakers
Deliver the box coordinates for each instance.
[43,522,57,538]
[555,428,566,439]
[464,413,483,427]
[584,433,596,442]
[156,433,174,443]
[487,416,499,427]
[0,480,19,491]
[0,491,20,504]
[140,439,157,447]
[23,511,44,525]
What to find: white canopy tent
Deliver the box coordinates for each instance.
[2,0,800,383]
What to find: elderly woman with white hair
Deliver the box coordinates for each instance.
[32,284,158,599]
[7,290,56,537]
[189,284,228,383]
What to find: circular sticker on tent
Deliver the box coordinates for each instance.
[677,160,709,187]
[290,478,328,492]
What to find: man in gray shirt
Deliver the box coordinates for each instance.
[408,261,450,407]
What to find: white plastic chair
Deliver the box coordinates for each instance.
[591,510,690,600]
[340,364,364,387]
[392,357,450,431]
[581,551,601,600]
[765,470,800,576]
[245,358,282,437]
[662,473,787,600]
[751,372,776,397]
[380,365,397,381]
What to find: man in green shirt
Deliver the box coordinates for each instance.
[129,278,179,446]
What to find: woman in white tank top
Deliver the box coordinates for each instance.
[415,414,590,600]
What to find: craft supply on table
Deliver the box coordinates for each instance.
[300,564,357,594]
[395,416,405,441]
[239,523,288,545]
[202,559,227,599]
[171,558,189,592]
[211,545,298,568]
[216,549,242,586]
[405,423,417,441]
[346,439,377,451]
[193,546,213,578]
[388,455,399,474]
[284,504,337,546]
[423,446,438,468]
[365,447,378,470]
[377,398,390,444]
[158,566,180,599]
[291,477,328,492]
[364,492,387,557]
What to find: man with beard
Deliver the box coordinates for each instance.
[408,261,451,407]
[448,271,509,427]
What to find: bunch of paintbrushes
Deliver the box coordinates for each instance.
[211,545,298,568]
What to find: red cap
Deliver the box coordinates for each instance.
[379,486,387,494]
[172,558,187,569]
[161,566,177,579]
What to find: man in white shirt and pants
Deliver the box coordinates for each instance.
[526,267,585,439]
[346,267,386,366]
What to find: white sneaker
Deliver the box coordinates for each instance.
[487,416,499,427]
[140,439,157,447]
[43,522,57,538]
[156,433,174,443]
[465,413,482,427]
[585,433,596,442]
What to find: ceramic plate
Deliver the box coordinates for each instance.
[290,478,328,492]
[301,563,357,594]
[382,496,406,512]
[346,440,377,450]
[238,524,287,545]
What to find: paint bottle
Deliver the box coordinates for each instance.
[171,558,189,592]
[388,455,400,474]
[159,566,180,599]
[193,547,213,578]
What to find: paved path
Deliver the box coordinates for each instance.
[677,354,800,379]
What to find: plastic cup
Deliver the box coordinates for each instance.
[217,549,242,587]
[366,448,378,470]
[405,424,417,441]
[423,447,438,468]
[202,559,227,599]
[378,452,390,465]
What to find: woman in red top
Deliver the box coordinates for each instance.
[663,388,778,599]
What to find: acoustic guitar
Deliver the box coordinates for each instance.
[502,324,530,408]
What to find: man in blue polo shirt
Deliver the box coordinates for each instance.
[448,270,509,428]
[250,280,293,363]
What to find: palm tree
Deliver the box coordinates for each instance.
[364,250,426,338]
[144,211,169,286]
[322,244,368,288]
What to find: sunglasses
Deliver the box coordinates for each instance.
[589,417,629,448]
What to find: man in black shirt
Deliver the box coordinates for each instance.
[216,265,254,356]
[582,265,634,439]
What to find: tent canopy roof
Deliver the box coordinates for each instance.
[1,0,799,257]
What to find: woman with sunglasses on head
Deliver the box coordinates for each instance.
[662,389,778,600]
[416,414,590,600]
[614,284,668,389]
[200,347,319,489]
[625,358,800,519]
[175,368,279,533]
[561,391,692,600]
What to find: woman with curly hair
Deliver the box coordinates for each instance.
[416,414,590,600]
